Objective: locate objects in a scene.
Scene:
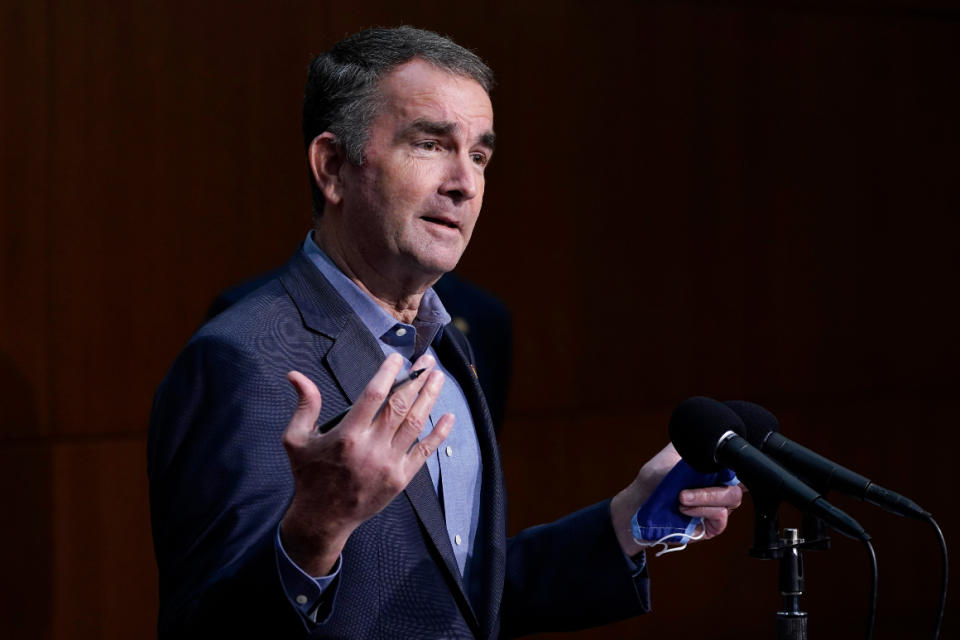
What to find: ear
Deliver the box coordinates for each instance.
[308,132,346,206]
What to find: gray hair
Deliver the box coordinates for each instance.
[303,26,494,217]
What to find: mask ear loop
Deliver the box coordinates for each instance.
[651,525,706,557]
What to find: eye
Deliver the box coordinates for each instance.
[415,140,441,152]
[470,152,489,167]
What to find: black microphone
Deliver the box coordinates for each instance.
[669,396,870,542]
[726,401,930,520]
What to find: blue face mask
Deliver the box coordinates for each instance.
[631,459,739,557]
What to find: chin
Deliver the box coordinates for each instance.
[407,246,465,277]
[407,258,456,284]
[420,261,457,279]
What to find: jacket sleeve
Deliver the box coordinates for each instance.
[500,499,651,637]
[148,333,319,638]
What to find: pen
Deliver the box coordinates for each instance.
[316,367,428,433]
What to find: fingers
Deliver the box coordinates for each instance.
[374,353,436,435]
[348,353,408,428]
[283,371,323,449]
[390,369,445,450]
[291,351,449,474]
[679,505,733,521]
[678,484,743,540]
[678,484,743,510]
[405,412,455,474]
[685,508,731,539]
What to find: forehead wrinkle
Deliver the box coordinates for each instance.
[378,63,495,149]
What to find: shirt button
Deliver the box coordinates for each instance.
[455,534,462,545]
[296,594,308,605]
[445,445,453,457]
[395,327,407,337]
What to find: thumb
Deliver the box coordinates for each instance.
[283,370,322,448]
[639,442,681,483]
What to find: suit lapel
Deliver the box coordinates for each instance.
[279,251,385,403]
[280,250,482,633]
[325,315,385,403]
[403,467,479,634]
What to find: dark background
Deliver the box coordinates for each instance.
[2,1,957,638]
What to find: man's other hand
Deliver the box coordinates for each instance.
[610,443,743,558]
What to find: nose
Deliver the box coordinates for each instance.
[439,152,480,205]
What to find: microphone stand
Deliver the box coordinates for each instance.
[777,528,808,640]
[750,494,826,639]
[749,492,782,560]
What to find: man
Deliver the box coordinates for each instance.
[148,26,742,639]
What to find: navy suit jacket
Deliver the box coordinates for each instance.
[148,250,650,638]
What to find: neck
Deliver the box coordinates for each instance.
[313,227,435,325]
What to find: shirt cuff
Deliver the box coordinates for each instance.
[274,525,341,621]
[625,548,647,577]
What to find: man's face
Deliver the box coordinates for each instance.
[335,59,495,285]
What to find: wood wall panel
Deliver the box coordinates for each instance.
[44,4,318,435]
[0,444,54,640]
[1,0,50,438]
[52,440,155,639]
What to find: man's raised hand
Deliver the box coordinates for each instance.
[280,353,454,576]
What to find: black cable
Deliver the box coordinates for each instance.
[864,538,877,640]
[928,516,948,639]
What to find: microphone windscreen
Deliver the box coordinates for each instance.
[725,400,779,447]
[669,397,745,472]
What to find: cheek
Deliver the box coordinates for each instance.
[458,206,482,245]
[377,160,432,207]
[405,162,440,199]
[468,179,485,220]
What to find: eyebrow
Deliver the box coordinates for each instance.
[480,131,497,151]
[400,118,496,151]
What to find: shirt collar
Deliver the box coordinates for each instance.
[302,231,451,348]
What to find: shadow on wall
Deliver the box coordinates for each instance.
[0,354,53,640]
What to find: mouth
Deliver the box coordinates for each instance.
[420,215,459,230]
